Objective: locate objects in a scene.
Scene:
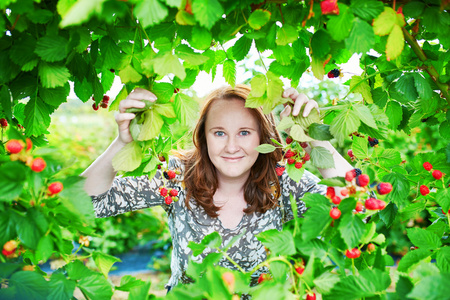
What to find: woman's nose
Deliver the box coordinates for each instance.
[225,137,240,153]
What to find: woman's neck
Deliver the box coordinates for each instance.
[215,172,248,196]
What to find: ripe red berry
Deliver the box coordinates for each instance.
[3,240,18,252]
[0,118,8,128]
[306,293,316,300]
[5,140,24,154]
[160,187,168,197]
[26,138,32,152]
[332,196,341,205]
[365,198,379,210]
[303,153,310,162]
[327,70,335,78]
[92,103,99,111]
[174,88,180,94]
[330,207,341,219]
[340,188,349,197]
[276,166,285,176]
[300,142,308,148]
[286,137,293,144]
[432,170,443,180]
[222,272,235,289]
[376,200,386,210]
[258,273,270,284]
[321,0,339,15]
[100,102,108,108]
[295,162,303,169]
[295,266,304,275]
[102,95,110,103]
[355,202,363,212]
[347,149,354,158]
[284,149,295,159]
[356,174,370,187]
[30,157,46,172]
[326,186,335,198]
[346,248,361,259]
[2,249,14,256]
[423,162,433,171]
[169,189,178,197]
[420,185,430,196]
[287,158,295,165]
[167,170,176,179]
[367,243,376,253]
[165,196,173,205]
[48,182,63,195]
[377,182,393,195]
[345,170,356,182]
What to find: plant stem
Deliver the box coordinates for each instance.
[352,258,356,275]
[220,250,246,273]
[257,50,268,72]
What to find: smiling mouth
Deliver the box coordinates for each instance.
[222,156,244,162]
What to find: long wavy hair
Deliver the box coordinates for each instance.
[177,84,283,218]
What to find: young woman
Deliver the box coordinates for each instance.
[81,84,353,289]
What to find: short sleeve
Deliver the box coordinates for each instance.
[280,169,326,223]
[91,157,183,218]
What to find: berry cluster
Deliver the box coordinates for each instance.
[419,162,445,197]
[368,136,379,147]
[0,118,7,128]
[159,186,179,205]
[327,68,341,78]
[2,240,18,258]
[4,138,46,173]
[92,95,110,111]
[277,136,311,176]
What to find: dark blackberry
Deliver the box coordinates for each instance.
[163,171,170,180]
[354,168,362,176]
[369,138,379,147]
[331,69,340,77]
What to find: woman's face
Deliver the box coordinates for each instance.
[205,98,261,183]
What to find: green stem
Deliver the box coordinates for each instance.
[351,258,356,275]
[402,27,450,106]
[220,250,246,273]
[257,50,268,72]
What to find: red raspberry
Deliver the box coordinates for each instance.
[332,196,341,205]
[340,188,349,197]
[347,149,354,158]
[376,182,392,195]
[376,199,386,210]
[174,88,180,94]
[326,187,335,198]
[30,157,46,172]
[300,142,308,148]
[2,249,14,256]
[92,103,99,111]
[330,207,341,219]
[346,248,361,259]
[356,174,370,187]
[420,185,430,196]
[365,198,379,210]
[432,170,443,180]
[276,166,285,176]
[258,273,270,284]
[160,187,168,197]
[165,196,173,205]
[295,266,304,275]
[321,0,339,15]
[102,95,110,103]
[47,182,63,195]
[306,293,316,300]
[284,149,295,159]
[100,102,108,108]
[303,153,310,162]
[0,118,7,128]
[26,138,32,152]
[167,170,176,179]
[355,202,363,212]
[295,162,303,169]
[367,243,376,252]
[286,137,293,144]
[3,240,18,252]
[423,162,433,171]
[287,158,295,165]
[345,170,356,182]
[169,189,178,197]
[5,140,24,154]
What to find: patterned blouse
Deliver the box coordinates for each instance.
[91,157,326,289]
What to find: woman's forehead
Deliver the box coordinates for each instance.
[205,98,258,128]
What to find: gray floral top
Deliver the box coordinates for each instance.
[91,157,325,289]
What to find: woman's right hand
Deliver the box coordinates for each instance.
[116,88,157,145]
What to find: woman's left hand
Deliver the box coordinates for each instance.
[280,87,320,119]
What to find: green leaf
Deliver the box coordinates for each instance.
[78,274,113,300]
[407,273,450,300]
[232,35,252,61]
[386,24,405,61]
[313,272,340,294]
[375,147,402,168]
[272,45,294,66]
[116,275,146,292]
[310,146,335,169]
[352,135,369,159]
[255,144,276,154]
[188,232,222,256]
[10,34,38,69]
[338,212,366,249]
[383,172,409,208]
[139,109,164,140]
[412,73,432,100]
[310,29,330,58]
[290,124,313,142]
[48,273,77,300]
[151,82,175,103]
[350,76,373,104]
[190,26,212,50]
[436,247,450,273]
[7,271,49,300]
[59,176,96,226]
[385,100,403,130]
[407,227,441,250]
[112,141,143,172]
[276,24,298,46]
[286,162,305,183]
[397,248,432,272]
[100,36,122,69]
[74,78,93,102]
[248,9,271,30]
[396,74,418,101]
[59,0,105,28]
[318,177,346,187]
[176,45,210,66]
[301,194,332,241]
[38,62,71,88]
[249,74,266,98]
[379,202,397,228]
[350,0,384,20]
[257,229,296,255]
[223,59,236,87]
[93,251,121,278]
[35,235,54,264]
[16,215,41,249]
[134,0,168,28]
[153,103,176,118]
[153,52,186,81]
[39,84,69,107]
[128,280,152,300]
[174,93,199,126]
[277,116,294,131]
[345,18,375,54]
[24,97,52,136]
[192,0,223,30]
[311,55,325,80]
[436,189,450,212]
[119,65,143,84]
[328,4,354,41]
[35,35,69,62]
[403,1,426,18]
[330,108,361,146]
[308,123,333,141]
[372,7,396,36]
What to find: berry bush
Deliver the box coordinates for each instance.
[1,0,450,299]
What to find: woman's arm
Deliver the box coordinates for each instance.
[280,88,353,179]
[81,88,157,196]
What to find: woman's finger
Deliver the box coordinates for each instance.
[282,87,299,100]
[302,100,319,117]
[292,93,309,116]
[119,99,146,113]
[128,88,157,101]
[280,105,292,119]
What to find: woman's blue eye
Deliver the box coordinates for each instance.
[240,131,250,136]
[215,131,225,137]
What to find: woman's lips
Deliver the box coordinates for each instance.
[222,156,244,162]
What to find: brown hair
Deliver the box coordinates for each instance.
[177,84,283,218]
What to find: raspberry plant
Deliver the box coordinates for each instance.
[1,0,450,299]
